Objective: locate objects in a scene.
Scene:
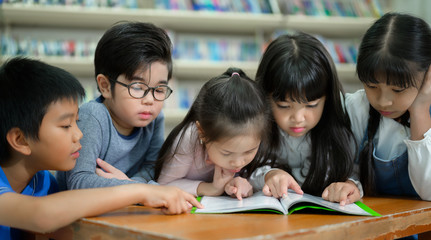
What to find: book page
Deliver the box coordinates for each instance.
[193,192,286,214]
[280,191,372,216]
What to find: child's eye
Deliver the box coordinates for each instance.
[62,125,72,129]
[306,103,318,108]
[393,88,406,93]
[365,83,377,89]
[276,103,290,109]
[221,151,231,157]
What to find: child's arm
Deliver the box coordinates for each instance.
[196,165,235,196]
[263,169,303,198]
[224,177,253,200]
[321,180,361,206]
[0,184,202,234]
[157,149,210,195]
[406,65,431,201]
[409,65,431,141]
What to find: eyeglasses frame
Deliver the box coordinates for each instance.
[113,80,173,101]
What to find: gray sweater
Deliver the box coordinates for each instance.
[56,97,164,190]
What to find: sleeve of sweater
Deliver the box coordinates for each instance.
[249,165,275,191]
[157,125,207,196]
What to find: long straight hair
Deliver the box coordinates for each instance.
[256,32,355,196]
[357,12,431,195]
[155,68,273,180]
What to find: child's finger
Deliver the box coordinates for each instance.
[96,158,115,173]
[225,185,237,196]
[339,197,347,206]
[262,185,272,196]
[346,191,360,205]
[289,181,304,195]
[235,188,243,200]
[278,180,289,197]
[95,168,109,178]
[321,188,329,200]
[187,195,204,209]
[269,184,280,198]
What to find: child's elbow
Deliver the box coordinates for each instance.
[29,202,65,233]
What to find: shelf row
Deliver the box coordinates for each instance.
[0,56,358,82]
[1,4,376,37]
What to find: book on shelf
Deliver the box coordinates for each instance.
[154,0,277,14]
[191,190,381,216]
[277,0,385,17]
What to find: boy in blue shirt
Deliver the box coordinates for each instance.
[0,57,201,240]
[57,21,174,189]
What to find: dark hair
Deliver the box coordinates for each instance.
[0,57,85,161]
[94,21,173,97]
[256,32,355,196]
[155,67,272,180]
[357,12,431,195]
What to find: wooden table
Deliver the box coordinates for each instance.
[40,196,431,240]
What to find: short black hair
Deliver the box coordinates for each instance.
[94,21,173,94]
[0,57,86,161]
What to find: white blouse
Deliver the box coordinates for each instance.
[345,90,431,201]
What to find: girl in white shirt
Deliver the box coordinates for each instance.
[155,68,272,199]
[250,32,361,206]
[346,12,431,200]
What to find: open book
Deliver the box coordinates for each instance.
[191,191,380,216]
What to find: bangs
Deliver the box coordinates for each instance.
[357,52,418,89]
[271,61,328,103]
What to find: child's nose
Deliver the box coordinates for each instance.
[73,127,83,142]
[291,109,305,123]
[377,93,393,107]
[231,157,245,168]
[141,91,155,105]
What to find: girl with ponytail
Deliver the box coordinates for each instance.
[155,68,272,199]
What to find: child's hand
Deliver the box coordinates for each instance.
[139,185,203,215]
[211,165,236,195]
[410,65,431,112]
[224,177,253,200]
[321,180,361,206]
[262,169,303,198]
[96,158,131,181]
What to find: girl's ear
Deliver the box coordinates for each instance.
[195,121,205,143]
[6,128,31,156]
[97,74,112,99]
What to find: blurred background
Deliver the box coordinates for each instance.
[1,0,430,134]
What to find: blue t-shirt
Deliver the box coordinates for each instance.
[0,167,58,240]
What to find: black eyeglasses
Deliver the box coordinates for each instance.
[114,80,173,101]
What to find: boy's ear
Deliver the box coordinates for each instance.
[97,74,112,99]
[6,128,31,156]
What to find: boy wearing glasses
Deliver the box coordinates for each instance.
[56,22,173,190]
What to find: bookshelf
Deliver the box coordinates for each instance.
[0,1,383,128]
